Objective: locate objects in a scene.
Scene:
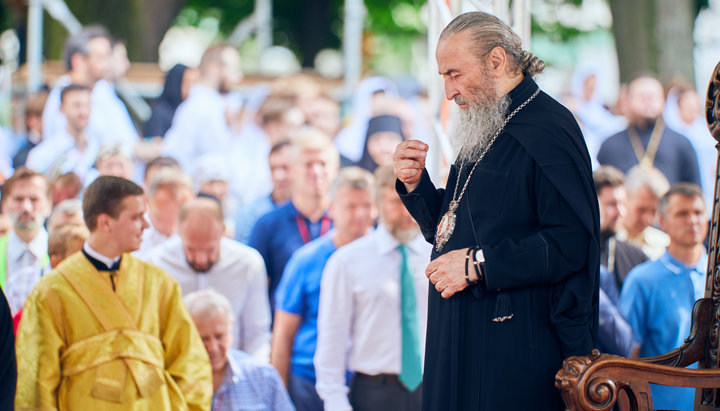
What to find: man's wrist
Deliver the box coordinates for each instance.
[403,181,420,193]
[469,247,485,284]
[465,247,483,285]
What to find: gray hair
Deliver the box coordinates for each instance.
[328,166,375,201]
[63,25,112,71]
[373,164,397,202]
[47,199,83,226]
[290,128,340,168]
[624,166,670,198]
[658,182,704,217]
[184,288,234,323]
[439,12,544,77]
[147,167,193,199]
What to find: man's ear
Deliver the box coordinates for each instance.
[657,213,666,232]
[487,46,507,75]
[96,213,111,232]
[49,255,61,269]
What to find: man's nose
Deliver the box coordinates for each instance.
[196,253,208,266]
[205,337,218,354]
[444,82,458,101]
[20,198,33,211]
[309,163,324,177]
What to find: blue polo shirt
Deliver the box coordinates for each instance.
[620,251,707,411]
[275,234,336,383]
[249,201,331,309]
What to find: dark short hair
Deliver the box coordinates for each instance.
[658,182,704,217]
[593,165,625,193]
[1,167,50,207]
[60,84,90,104]
[63,25,112,71]
[83,176,143,231]
[269,140,291,156]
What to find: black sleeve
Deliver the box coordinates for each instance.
[482,168,590,290]
[397,169,445,244]
[0,288,16,410]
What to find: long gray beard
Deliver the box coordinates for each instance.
[453,95,511,167]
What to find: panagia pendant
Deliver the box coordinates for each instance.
[435,200,458,252]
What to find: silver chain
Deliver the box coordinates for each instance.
[450,88,541,205]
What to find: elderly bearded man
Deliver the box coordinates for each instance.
[393,12,600,411]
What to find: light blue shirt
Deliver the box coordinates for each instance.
[235,195,277,245]
[620,251,707,411]
[212,349,295,411]
[275,234,336,383]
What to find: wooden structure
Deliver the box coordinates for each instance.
[555,60,720,410]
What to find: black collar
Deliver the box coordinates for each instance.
[82,248,121,271]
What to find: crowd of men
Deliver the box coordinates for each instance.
[0,13,716,411]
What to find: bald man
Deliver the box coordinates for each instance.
[146,198,271,361]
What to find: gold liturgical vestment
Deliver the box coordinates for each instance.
[15,252,213,410]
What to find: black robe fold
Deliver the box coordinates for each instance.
[398,75,600,411]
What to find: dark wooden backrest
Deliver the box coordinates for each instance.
[555,61,720,411]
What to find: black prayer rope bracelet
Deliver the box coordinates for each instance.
[465,247,480,286]
[472,248,483,280]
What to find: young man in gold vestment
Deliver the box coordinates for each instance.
[15,175,213,410]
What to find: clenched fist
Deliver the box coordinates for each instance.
[393,140,429,192]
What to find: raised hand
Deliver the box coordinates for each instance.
[393,140,429,192]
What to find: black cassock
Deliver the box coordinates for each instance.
[0,288,16,410]
[398,75,600,411]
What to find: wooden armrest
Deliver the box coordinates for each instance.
[636,298,712,367]
[555,298,714,411]
[556,350,720,411]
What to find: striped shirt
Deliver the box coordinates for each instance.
[213,349,295,411]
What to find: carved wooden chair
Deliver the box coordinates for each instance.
[555,62,720,411]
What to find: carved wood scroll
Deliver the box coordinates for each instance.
[555,61,720,411]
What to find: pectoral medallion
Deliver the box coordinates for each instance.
[435,200,458,252]
[433,88,540,254]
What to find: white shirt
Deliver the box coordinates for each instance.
[83,241,121,269]
[134,223,170,260]
[5,228,48,314]
[145,235,271,360]
[26,129,100,180]
[228,123,272,205]
[314,226,431,411]
[162,84,233,173]
[42,76,138,146]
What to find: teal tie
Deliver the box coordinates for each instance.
[398,245,423,391]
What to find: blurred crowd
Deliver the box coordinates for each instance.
[0,23,717,411]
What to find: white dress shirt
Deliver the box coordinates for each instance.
[26,129,100,180]
[162,84,233,174]
[5,228,49,314]
[134,223,170,260]
[314,226,431,411]
[228,123,272,206]
[42,76,138,146]
[145,235,271,360]
[83,241,121,268]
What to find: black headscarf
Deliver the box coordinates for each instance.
[142,64,188,138]
[355,114,404,172]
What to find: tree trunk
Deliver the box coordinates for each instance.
[609,0,695,84]
[655,0,695,83]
